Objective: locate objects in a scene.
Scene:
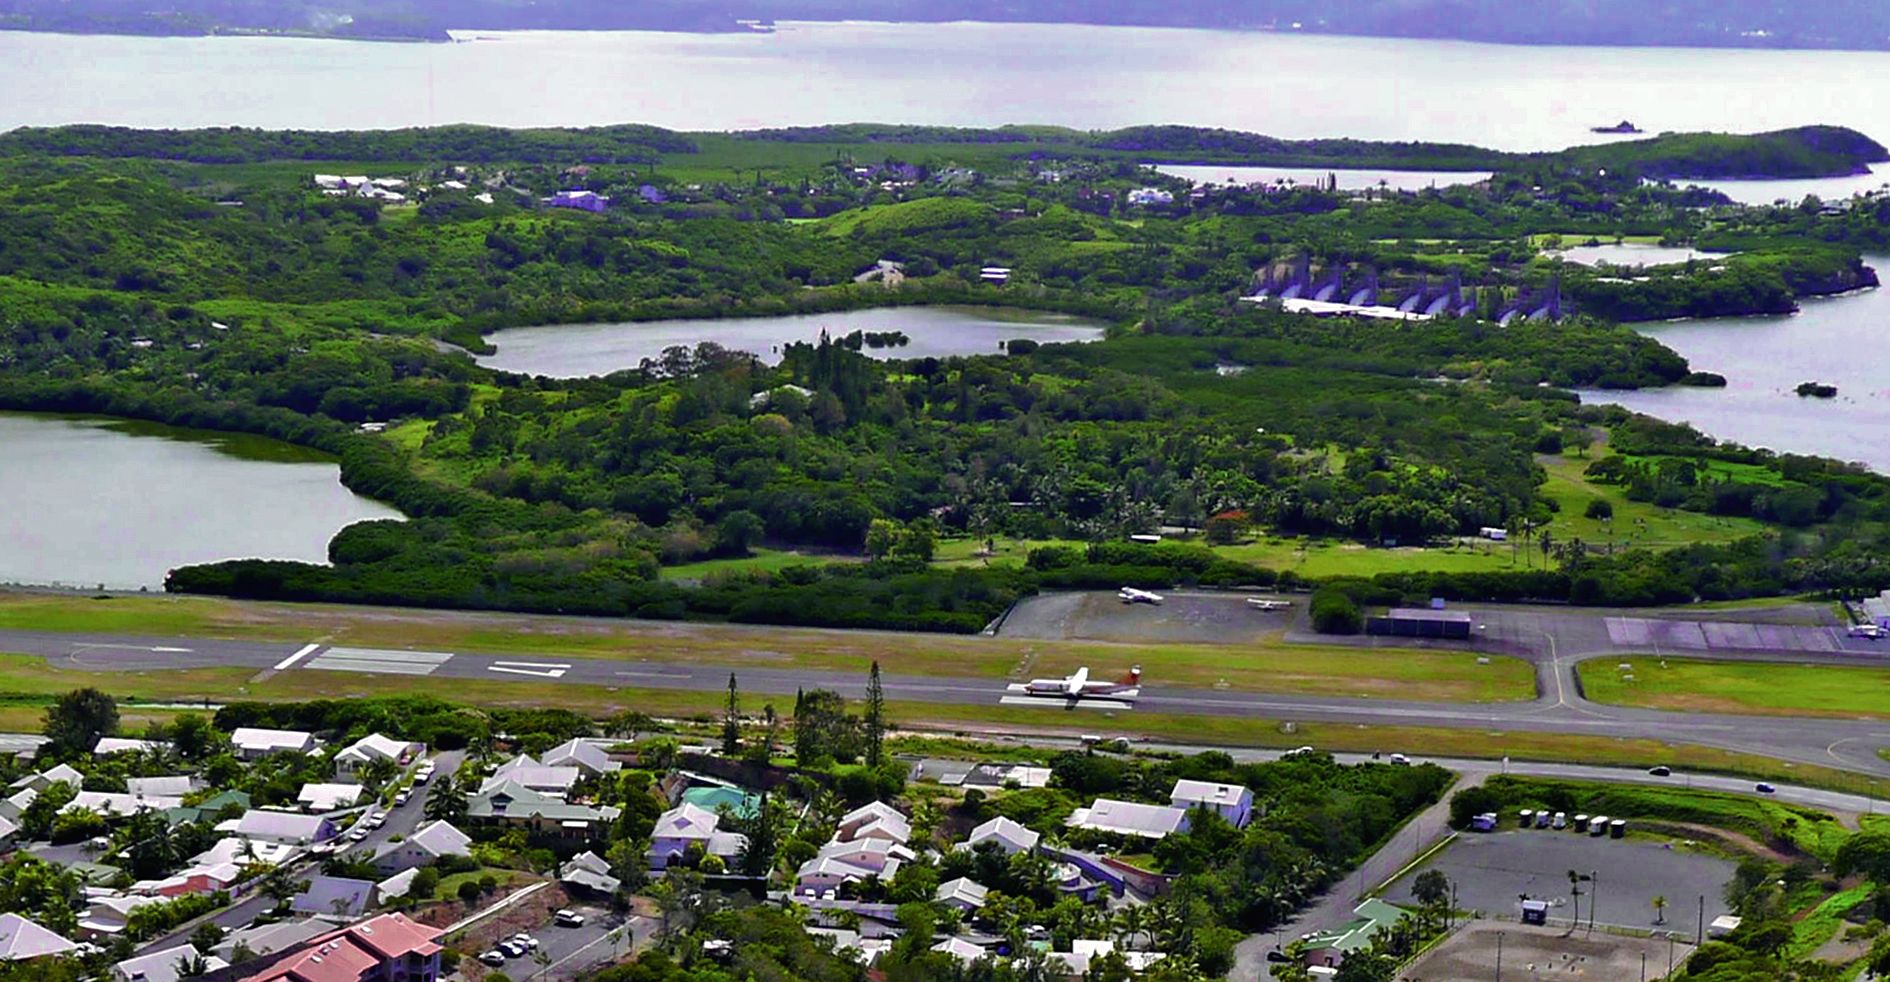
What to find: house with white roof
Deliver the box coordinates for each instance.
[210,916,330,963]
[125,776,196,799]
[1047,939,1166,976]
[11,763,83,793]
[229,728,317,760]
[933,936,990,965]
[1170,779,1254,828]
[936,877,989,911]
[648,802,747,869]
[332,733,420,777]
[795,838,915,897]
[112,942,227,982]
[481,755,582,797]
[0,913,78,961]
[964,815,1040,856]
[560,850,622,896]
[80,894,165,936]
[0,787,35,823]
[836,801,910,845]
[0,814,18,849]
[130,861,243,898]
[64,790,185,819]
[94,737,169,756]
[371,820,471,874]
[1068,799,1191,840]
[541,738,622,777]
[295,782,365,813]
[222,809,337,846]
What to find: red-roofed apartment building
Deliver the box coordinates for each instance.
[241,912,441,982]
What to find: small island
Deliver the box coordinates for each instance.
[1795,381,1839,398]
[1592,120,1645,134]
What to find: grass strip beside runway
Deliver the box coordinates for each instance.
[1579,656,1890,721]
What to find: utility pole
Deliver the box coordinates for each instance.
[1495,932,1503,982]
[1667,933,1675,975]
[1640,952,1646,982]
[1590,870,1600,935]
[1696,895,1705,946]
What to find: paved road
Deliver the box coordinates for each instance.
[6,605,1890,779]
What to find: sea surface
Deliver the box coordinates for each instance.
[1582,259,1890,473]
[0,413,402,589]
[1152,165,1493,191]
[3,23,1889,154]
[477,306,1106,376]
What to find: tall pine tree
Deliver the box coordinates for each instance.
[865,660,886,767]
[722,673,741,756]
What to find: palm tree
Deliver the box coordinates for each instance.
[1652,894,1668,925]
[424,773,468,823]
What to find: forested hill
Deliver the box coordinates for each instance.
[2,123,1882,180]
[3,0,1890,50]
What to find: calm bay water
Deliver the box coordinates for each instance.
[1552,243,1730,267]
[1582,260,1890,473]
[0,414,401,589]
[3,23,1890,153]
[478,307,1105,377]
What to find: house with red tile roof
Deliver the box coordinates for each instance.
[240,912,441,982]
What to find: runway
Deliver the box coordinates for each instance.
[6,615,1890,778]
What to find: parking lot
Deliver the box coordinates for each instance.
[1404,920,1696,982]
[1386,830,1735,930]
[997,590,1293,643]
[456,900,643,980]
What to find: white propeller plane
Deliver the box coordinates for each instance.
[1002,665,1142,709]
[1118,587,1164,605]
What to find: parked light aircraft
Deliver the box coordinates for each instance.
[1003,665,1142,707]
[1118,587,1163,605]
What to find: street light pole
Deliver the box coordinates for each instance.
[1496,932,1503,982]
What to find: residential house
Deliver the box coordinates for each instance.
[467,780,619,840]
[113,943,228,982]
[94,737,170,756]
[835,801,910,845]
[541,738,621,777]
[481,755,581,798]
[65,790,185,819]
[1068,799,1191,840]
[190,834,296,870]
[0,913,77,961]
[0,787,35,823]
[1047,940,1165,977]
[963,816,1040,856]
[1169,779,1254,828]
[213,918,332,964]
[11,763,83,793]
[80,894,164,937]
[376,868,421,903]
[547,189,609,212]
[223,809,337,846]
[559,851,622,896]
[1127,187,1175,207]
[935,877,988,912]
[166,790,252,827]
[332,734,419,778]
[229,728,317,760]
[126,776,196,799]
[239,912,442,982]
[296,783,366,813]
[794,838,915,897]
[131,861,243,898]
[0,814,18,849]
[647,802,747,869]
[370,820,470,875]
[932,937,989,965]
[290,875,375,919]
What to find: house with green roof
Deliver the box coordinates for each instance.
[166,790,252,827]
[1300,898,1409,969]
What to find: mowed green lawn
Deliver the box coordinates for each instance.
[1578,656,1890,721]
[1534,451,1766,551]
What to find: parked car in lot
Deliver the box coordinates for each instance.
[394,790,410,806]
[478,951,506,967]
[555,909,586,927]
[1648,766,1672,776]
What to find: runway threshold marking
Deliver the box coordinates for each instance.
[272,643,321,671]
[489,661,570,679]
[303,647,454,676]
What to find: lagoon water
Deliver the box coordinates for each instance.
[4,23,1890,153]
[478,307,1106,377]
[1551,243,1731,267]
[1582,259,1890,473]
[0,414,402,589]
